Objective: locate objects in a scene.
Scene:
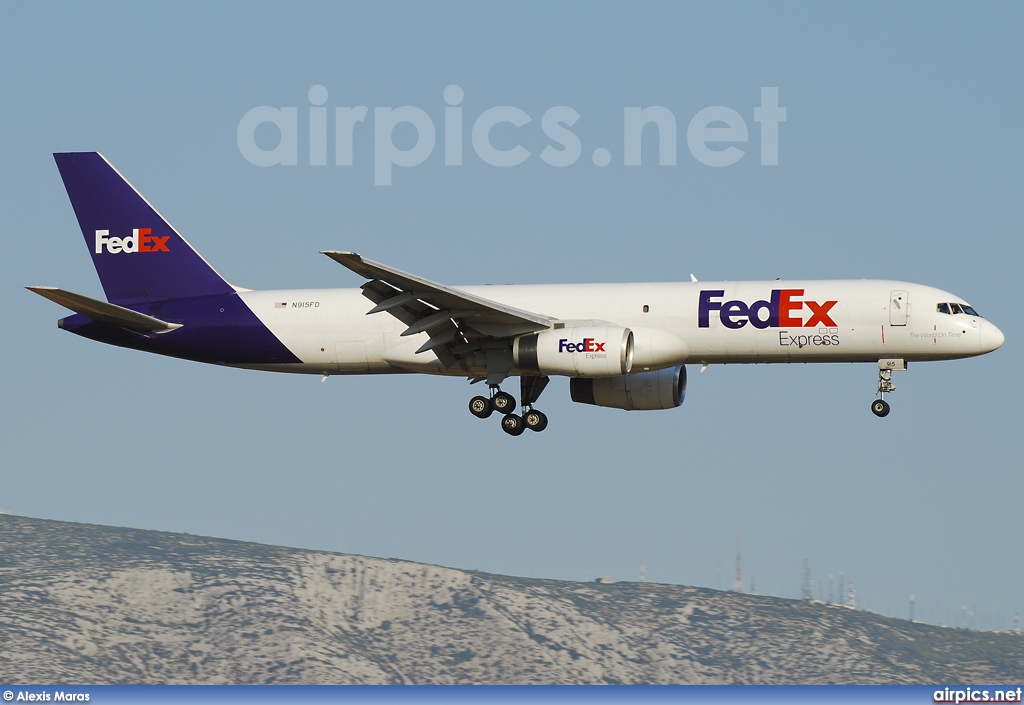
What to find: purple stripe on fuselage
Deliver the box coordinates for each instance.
[59,293,302,365]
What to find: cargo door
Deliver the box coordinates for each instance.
[336,341,368,372]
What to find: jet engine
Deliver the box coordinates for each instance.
[569,365,686,410]
[514,326,633,377]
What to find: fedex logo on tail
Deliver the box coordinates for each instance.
[94,228,170,254]
[699,289,838,329]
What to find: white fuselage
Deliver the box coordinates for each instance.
[235,279,1004,376]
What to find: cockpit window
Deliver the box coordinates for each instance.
[937,302,982,317]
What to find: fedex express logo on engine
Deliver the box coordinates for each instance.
[94,228,170,254]
[699,289,838,329]
[559,338,606,353]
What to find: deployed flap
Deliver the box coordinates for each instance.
[321,251,552,366]
[26,286,182,334]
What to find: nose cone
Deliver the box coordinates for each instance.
[979,321,1005,354]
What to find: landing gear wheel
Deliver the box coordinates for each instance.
[501,413,525,436]
[524,409,548,432]
[492,391,516,414]
[871,399,890,417]
[469,396,493,419]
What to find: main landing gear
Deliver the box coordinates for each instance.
[871,359,905,418]
[469,376,550,435]
[469,390,515,418]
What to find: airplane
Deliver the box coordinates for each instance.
[29,152,1005,435]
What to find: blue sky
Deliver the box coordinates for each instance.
[2,2,1021,631]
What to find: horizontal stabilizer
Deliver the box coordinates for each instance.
[26,286,182,334]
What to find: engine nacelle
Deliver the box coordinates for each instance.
[569,365,686,410]
[629,326,690,371]
[514,326,633,378]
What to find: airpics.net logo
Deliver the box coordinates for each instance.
[237,85,786,186]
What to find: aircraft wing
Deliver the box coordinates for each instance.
[321,251,553,367]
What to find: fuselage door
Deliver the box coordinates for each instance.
[889,290,909,326]
[336,340,369,372]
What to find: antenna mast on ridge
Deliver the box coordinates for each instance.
[733,536,743,593]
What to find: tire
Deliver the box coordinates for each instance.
[501,413,525,436]
[492,391,516,414]
[524,409,548,432]
[469,395,493,419]
[871,399,890,417]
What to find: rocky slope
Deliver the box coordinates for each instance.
[1,514,1020,683]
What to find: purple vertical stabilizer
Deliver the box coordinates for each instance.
[53,152,236,305]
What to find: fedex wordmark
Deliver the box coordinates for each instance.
[699,289,838,329]
[94,228,170,254]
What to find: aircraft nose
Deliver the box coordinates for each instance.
[979,320,1005,354]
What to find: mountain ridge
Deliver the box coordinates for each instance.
[1,514,1020,684]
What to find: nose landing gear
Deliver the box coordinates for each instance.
[469,376,550,435]
[871,359,905,418]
